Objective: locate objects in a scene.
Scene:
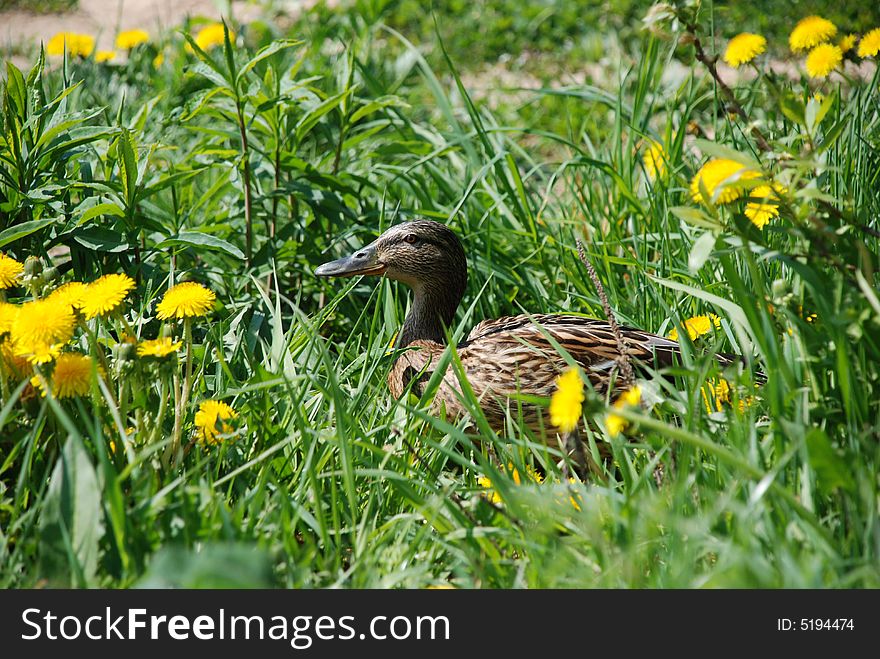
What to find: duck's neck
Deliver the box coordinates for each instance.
[397,280,464,348]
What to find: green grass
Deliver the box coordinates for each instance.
[0,0,78,12]
[0,2,879,588]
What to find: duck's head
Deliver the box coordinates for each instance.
[315,220,467,295]
[316,220,468,346]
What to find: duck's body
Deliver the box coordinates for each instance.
[387,313,680,432]
[316,220,723,435]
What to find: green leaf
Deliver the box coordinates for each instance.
[0,218,55,248]
[779,94,806,127]
[818,116,847,154]
[295,89,353,143]
[116,127,139,208]
[348,95,407,124]
[806,91,834,135]
[190,61,232,91]
[71,226,131,252]
[157,231,245,260]
[77,202,126,225]
[182,32,232,86]
[137,543,276,588]
[694,139,761,169]
[805,429,854,494]
[4,61,27,118]
[670,206,720,230]
[38,437,104,587]
[34,107,104,152]
[688,231,717,273]
[236,39,301,86]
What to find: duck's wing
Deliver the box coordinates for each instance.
[462,314,681,387]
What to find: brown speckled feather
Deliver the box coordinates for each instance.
[389,313,683,432]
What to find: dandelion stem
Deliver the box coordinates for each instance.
[168,318,193,467]
[153,379,170,465]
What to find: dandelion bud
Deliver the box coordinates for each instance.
[23,256,43,277]
[42,266,60,283]
[115,341,138,362]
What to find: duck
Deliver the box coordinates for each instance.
[315,220,737,437]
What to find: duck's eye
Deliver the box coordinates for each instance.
[403,233,418,245]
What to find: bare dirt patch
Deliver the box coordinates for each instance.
[0,0,261,57]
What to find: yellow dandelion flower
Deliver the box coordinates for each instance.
[0,253,24,289]
[604,385,642,437]
[616,384,642,408]
[11,298,75,364]
[195,399,238,444]
[858,28,880,58]
[642,138,667,181]
[476,465,543,505]
[152,51,165,69]
[668,314,722,341]
[839,34,857,54]
[81,273,135,319]
[723,33,766,67]
[745,184,786,229]
[1,339,31,381]
[137,337,183,358]
[31,352,95,399]
[701,378,731,414]
[193,23,231,52]
[511,464,544,485]
[566,477,583,511]
[690,158,760,205]
[789,16,837,52]
[95,50,117,63]
[549,368,584,433]
[805,43,843,79]
[476,475,502,504]
[604,412,627,437]
[156,282,216,320]
[48,281,88,312]
[46,32,95,58]
[0,302,18,335]
[115,29,149,50]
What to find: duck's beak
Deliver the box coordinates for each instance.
[315,241,386,278]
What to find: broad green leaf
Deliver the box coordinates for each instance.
[688,231,717,273]
[137,543,276,588]
[38,436,104,586]
[348,95,407,124]
[117,127,139,208]
[805,429,854,494]
[670,206,720,229]
[236,39,301,85]
[0,218,55,247]
[779,94,806,126]
[34,107,104,152]
[71,226,131,252]
[806,91,834,136]
[77,202,126,225]
[4,61,27,117]
[157,231,245,260]
[295,89,353,143]
[695,139,761,169]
